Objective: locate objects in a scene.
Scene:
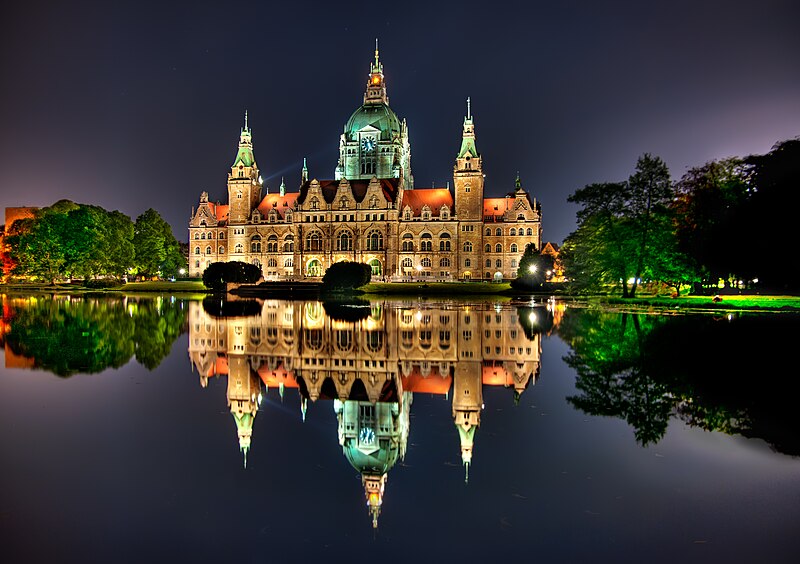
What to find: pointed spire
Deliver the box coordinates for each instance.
[456,97,479,161]
[365,42,388,105]
[244,109,249,131]
[301,397,308,422]
[242,447,248,469]
[374,37,379,67]
[465,461,470,484]
[280,176,286,197]
[466,97,471,120]
[515,171,522,190]
[301,157,308,183]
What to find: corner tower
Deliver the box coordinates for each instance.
[336,42,412,186]
[227,111,262,224]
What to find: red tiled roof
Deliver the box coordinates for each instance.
[483,197,510,217]
[205,202,229,223]
[257,364,299,388]
[482,365,511,386]
[400,188,453,217]
[257,193,299,218]
[402,367,452,395]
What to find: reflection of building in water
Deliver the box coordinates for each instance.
[188,300,544,525]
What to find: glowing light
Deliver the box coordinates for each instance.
[528,265,537,273]
[368,492,380,504]
[371,76,380,85]
[529,312,537,324]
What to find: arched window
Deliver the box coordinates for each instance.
[485,244,491,253]
[510,243,518,252]
[194,233,199,240]
[402,232,413,252]
[219,233,225,239]
[495,228,502,236]
[440,206,449,219]
[510,228,516,236]
[485,228,491,236]
[527,227,533,236]
[420,233,432,251]
[310,198,319,210]
[402,257,413,268]
[440,257,451,267]
[463,241,472,252]
[421,257,431,268]
[283,234,294,252]
[194,247,200,255]
[518,214,525,220]
[496,259,502,268]
[366,230,383,251]
[439,233,451,251]
[511,259,517,268]
[306,231,322,252]
[234,243,243,253]
[201,233,206,240]
[495,243,502,253]
[404,208,412,221]
[268,258,277,267]
[421,206,431,221]
[485,259,491,267]
[267,234,278,252]
[218,246,225,254]
[208,232,214,239]
[337,231,353,251]
[464,258,471,267]
[250,235,262,253]
[284,258,294,268]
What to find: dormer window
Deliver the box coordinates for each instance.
[440,206,449,220]
[421,206,431,221]
[310,198,319,210]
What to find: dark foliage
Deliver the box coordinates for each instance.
[202,261,263,291]
[322,298,372,322]
[322,261,372,291]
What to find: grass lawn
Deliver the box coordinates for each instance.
[598,294,800,311]
[363,281,512,295]
[115,280,209,293]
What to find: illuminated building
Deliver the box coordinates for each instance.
[188,46,543,281]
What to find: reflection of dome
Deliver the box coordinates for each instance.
[343,438,401,475]
[345,103,401,141]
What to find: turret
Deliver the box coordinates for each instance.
[453,98,484,221]
[227,111,262,224]
[364,39,388,106]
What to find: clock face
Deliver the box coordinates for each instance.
[359,426,376,445]
[361,136,376,152]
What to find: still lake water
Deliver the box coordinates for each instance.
[1,294,799,563]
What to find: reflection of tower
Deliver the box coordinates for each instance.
[452,362,482,483]
[227,356,262,466]
[334,384,412,528]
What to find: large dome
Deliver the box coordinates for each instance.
[345,103,401,141]
[343,439,400,474]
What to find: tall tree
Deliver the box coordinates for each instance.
[627,153,673,297]
[133,209,181,278]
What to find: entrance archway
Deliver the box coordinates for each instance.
[306,259,323,277]
[369,259,382,278]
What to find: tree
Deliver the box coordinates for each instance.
[511,243,555,290]
[565,182,638,296]
[672,158,750,289]
[322,261,372,291]
[133,209,181,278]
[627,154,674,296]
[565,156,687,297]
[202,261,263,291]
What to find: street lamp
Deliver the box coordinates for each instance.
[528,264,537,274]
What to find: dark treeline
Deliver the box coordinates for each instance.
[1,295,188,375]
[3,200,184,282]
[558,308,800,456]
[562,138,800,295]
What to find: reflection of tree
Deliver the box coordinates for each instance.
[560,311,672,445]
[3,296,187,376]
[559,309,800,455]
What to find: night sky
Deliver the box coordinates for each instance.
[1,1,798,244]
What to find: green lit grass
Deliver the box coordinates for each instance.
[116,281,209,293]
[363,281,512,295]
[599,294,800,311]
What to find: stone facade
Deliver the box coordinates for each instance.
[189,50,543,280]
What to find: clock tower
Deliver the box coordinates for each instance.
[227,111,261,225]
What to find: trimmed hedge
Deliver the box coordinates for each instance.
[322,261,372,291]
[202,261,262,292]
